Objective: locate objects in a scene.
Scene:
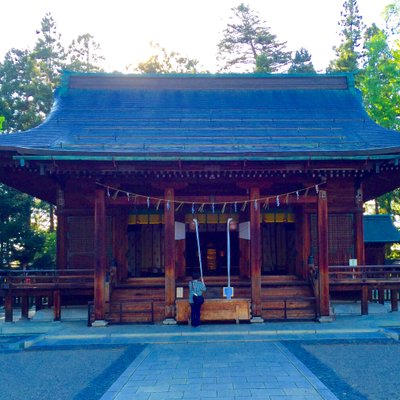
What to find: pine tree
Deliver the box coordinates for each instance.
[67,34,105,72]
[288,48,316,74]
[217,3,291,73]
[134,42,200,74]
[327,0,365,72]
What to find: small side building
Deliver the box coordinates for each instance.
[364,214,400,265]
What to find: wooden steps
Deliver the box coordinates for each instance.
[261,276,316,321]
[105,283,165,323]
[101,275,316,324]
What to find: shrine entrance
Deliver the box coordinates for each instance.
[185,214,239,277]
[261,211,297,276]
[186,230,240,277]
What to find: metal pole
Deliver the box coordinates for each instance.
[227,218,232,289]
[193,219,203,279]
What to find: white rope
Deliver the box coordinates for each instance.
[226,217,233,298]
[193,219,203,279]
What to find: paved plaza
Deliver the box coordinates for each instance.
[1,303,400,400]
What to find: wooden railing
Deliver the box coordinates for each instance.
[329,265,400,315]
[0,269,94,288]
[329,265,400,282]
[307,265,320,318]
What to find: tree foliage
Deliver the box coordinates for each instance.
[67,33,105,72]
[328,0,365,72]
[288,48,316,74]
[0,186,53,269]
[217,3,291,72]
[134,42,200,74]
[357,25,400,131]
[0,13,104,269]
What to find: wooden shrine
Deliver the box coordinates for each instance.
[1,72,400,324]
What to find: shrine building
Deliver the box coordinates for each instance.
[1,72,400,324]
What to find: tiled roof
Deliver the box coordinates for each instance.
[1,72,400,160]
[364,215,400,243]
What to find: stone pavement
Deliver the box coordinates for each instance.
[100,342,338,400]
[1,301,400,399]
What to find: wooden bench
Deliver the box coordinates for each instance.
[176,298,251,324]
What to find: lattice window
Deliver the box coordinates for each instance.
[310,213,355,266]
[67,216,112,269]
[127,224,165,277]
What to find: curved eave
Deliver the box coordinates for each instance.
[8,148,400,163]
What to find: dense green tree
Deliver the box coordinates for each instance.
[134,42,200,73]
[327,0,365,72]
[0,48,48,132]
[357,7,400,216]
[358,25,400,131]
[383,0,400,35]
[33,13,65,88]
[0,186,38,269]
[0,14,105,269]
[66,33,105,72]
[217,3,291,72]
[288,48,316,74]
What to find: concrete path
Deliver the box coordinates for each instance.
[1,302,400,399]
[101,342,338,400]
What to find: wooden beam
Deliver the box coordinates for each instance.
[53,290,61,321]
[56,213,67,270]
[361,286,369,315]
[107,193,318,206]
[113,211,128,281]
[5,292,13,322]
[355,184,365,265]
[35,296,43,311]
[56,187,67,270]
[300,207,310,279]
[391,289,398,312]
[94,187,107,322]
[250,187,262,318]
[317,190,330,316]
[21,296,29,319]
[164,188,176,320]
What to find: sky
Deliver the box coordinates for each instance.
[0,0,394,73]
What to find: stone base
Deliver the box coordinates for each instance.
[318,315,335,323]
[91,320,108,327]
[250,316,264,324]
[163,318,177,325]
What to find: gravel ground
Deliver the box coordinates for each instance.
[0,344,145,400]
[284,340,400,400]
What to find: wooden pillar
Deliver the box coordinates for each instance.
[21,296,30,319]
[391,289,398,312]
[175,239,186,279]
[361,286,369,315]
[250,187,262,319]
[164,188,176,321]
[35,296,43,311]
[113,211,128,281]
[5,292,13,322]
[378,289,385,305]
[301,207,311,279]
[94,187,107,323]
[53,290,61,321]
[355,184,365,265]
[56,187,67,271]
[317,190,330,317]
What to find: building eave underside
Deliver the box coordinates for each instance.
[5,148,400,162]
